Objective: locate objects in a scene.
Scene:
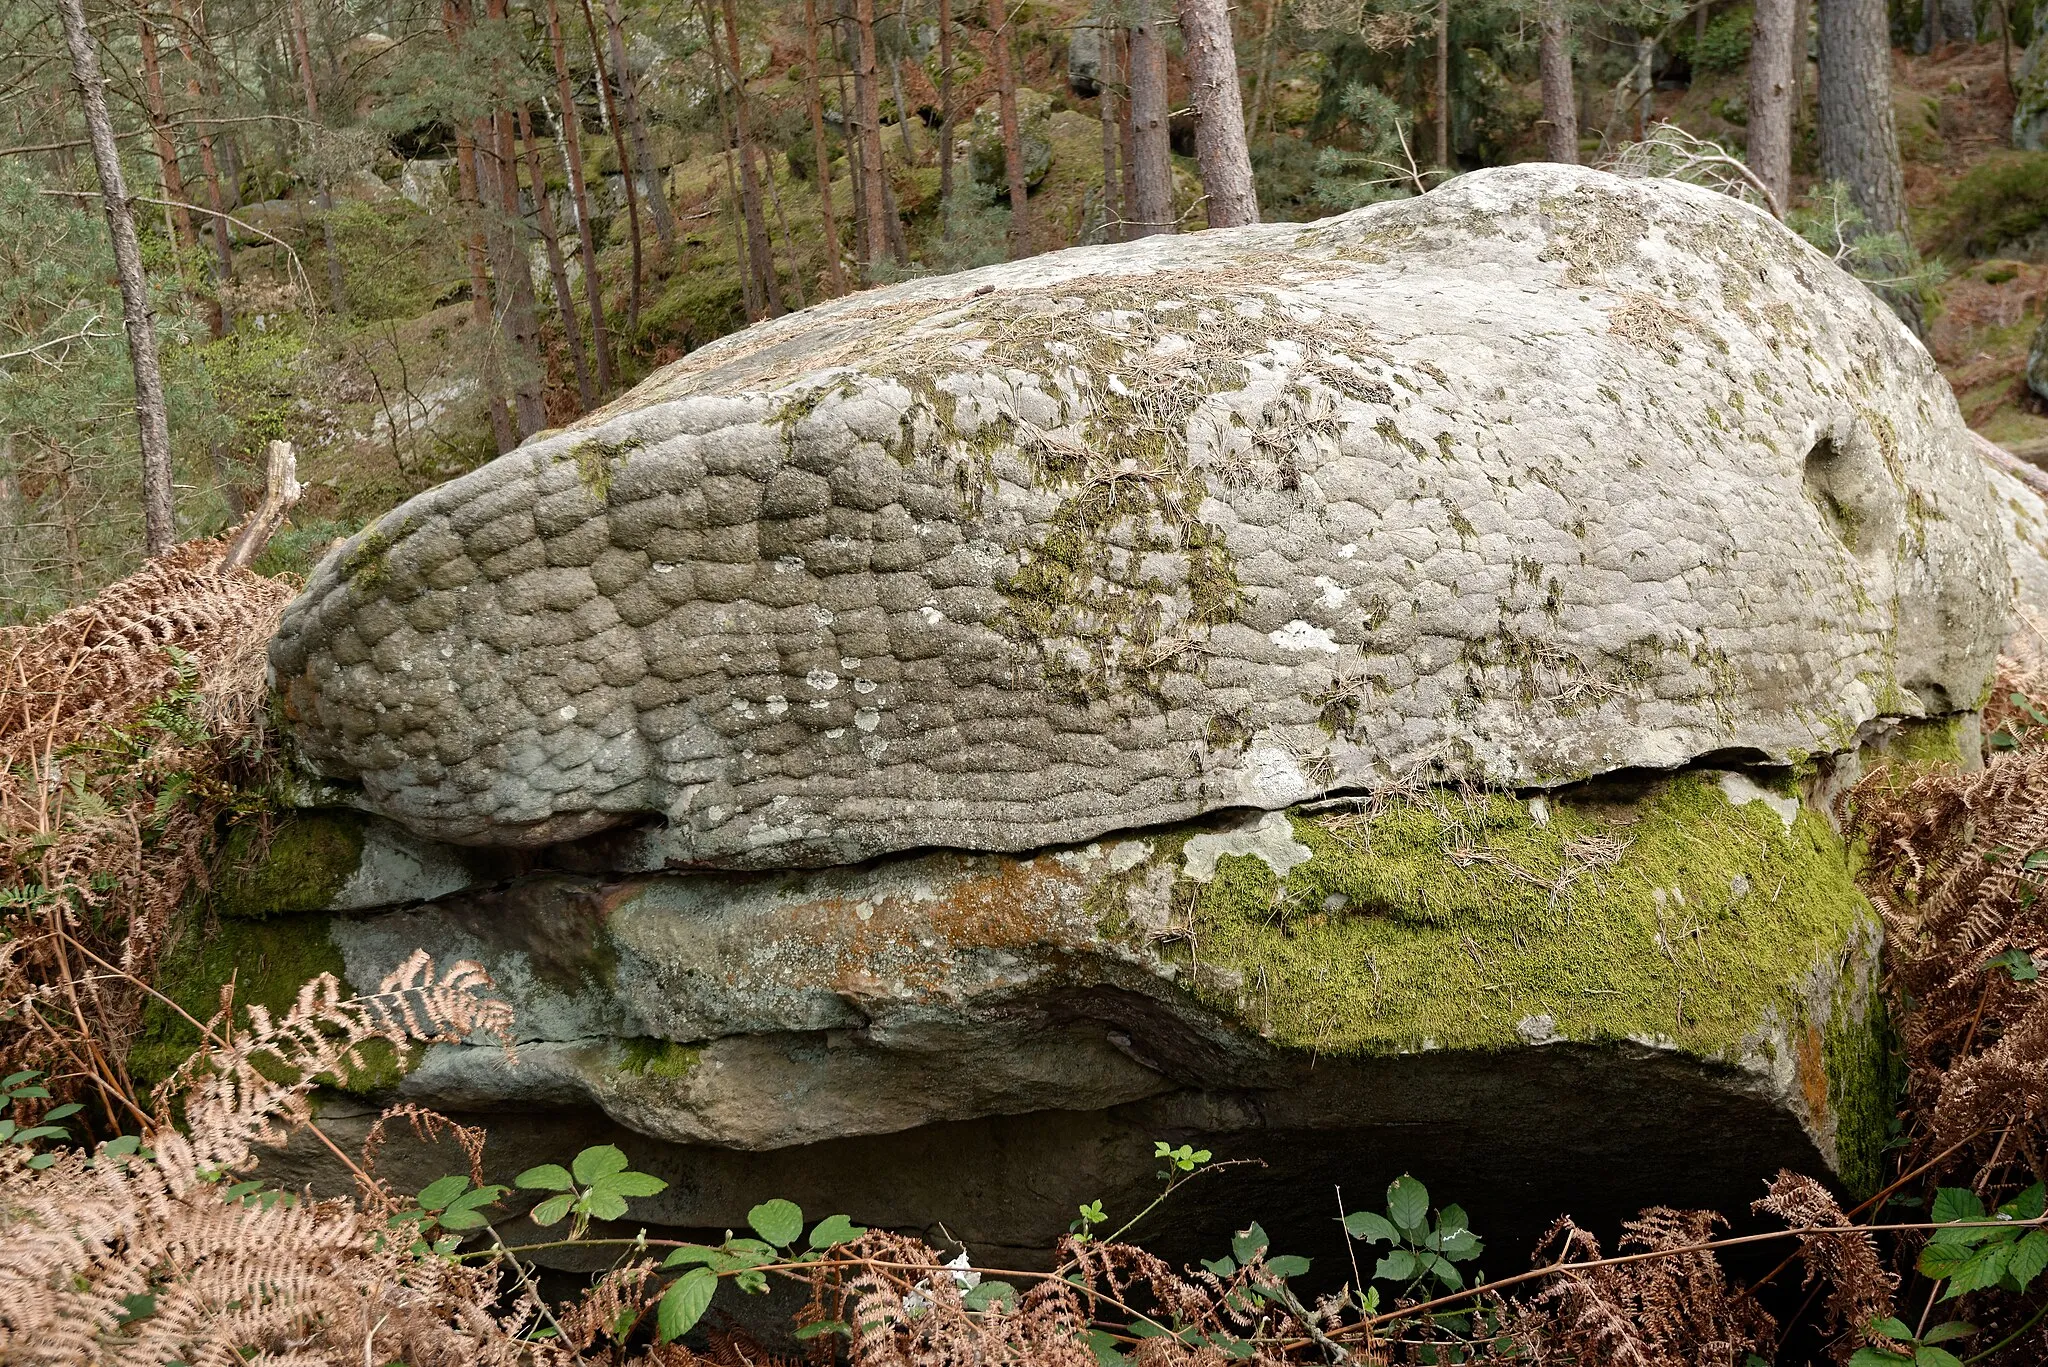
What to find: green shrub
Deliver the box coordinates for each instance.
[1689,7,1755,74]
[1926,153,2048,259]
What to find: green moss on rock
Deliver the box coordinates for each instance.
[128,911,407,1094]
[211,812,366,920]
[1171,773,1870,1058]
[618,1038,704,1078]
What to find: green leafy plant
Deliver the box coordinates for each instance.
[1850,1316,1976,1367]
[1914,1184,2048,1302]
[654,1201,869,1342]
[0,1070,79,1170]
[1343,1174,1485,1294]
[514,1144,667,1241]
[389,1173,510,1256]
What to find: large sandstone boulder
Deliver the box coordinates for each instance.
[230,166,2012,1272]
[270,164,2006,866]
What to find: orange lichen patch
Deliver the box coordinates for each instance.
[1797,1022,1831,1129]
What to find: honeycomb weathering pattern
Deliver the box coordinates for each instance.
[269,165,2009,864]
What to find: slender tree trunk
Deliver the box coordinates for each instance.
[287,0,345,314]
[1538,0,1578,162]
[601,0,677,246]
[542,0,611,392]
[890,52,917,163]
[1749,0,1796,215]
[835,16,871,266]
[802,0,849,294]
[136,16,197,256]
[521,107,592,409]
[1119,26,1138,230]
[986,0,1031,255]
[1697,0,1710,51]
[704,0,762,320]
[1128,7,1173,236]
[1176,0,1258,227]
[170,0,235,330]
[851,0,896,266]
[720,0,785,315]
[1249,0,1281,141]
[758,143,806,308]
[60,0,176,556]
[1098,17,1121,240]
[484,0,546,438]
[1818,0,1920,328]
[581,0,643,341]
[446,0,516,452]
[1435,0,1450,167]
[938,0,956,224]
[1634,32,1655,137]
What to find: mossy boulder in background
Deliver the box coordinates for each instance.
[968,87,1053,194]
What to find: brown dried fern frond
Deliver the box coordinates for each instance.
[1753,1172,1895,1357]
[0,953,540,1367]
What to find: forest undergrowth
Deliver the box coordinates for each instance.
[7,543,2048,1364]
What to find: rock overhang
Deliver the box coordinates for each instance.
[267,163,2009,866]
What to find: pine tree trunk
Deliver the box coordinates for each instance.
[1792,0,1810,125]
[1249,0,1281,141]
[1098,18,1121,241]
[542,0,612,391]
[986,0,1031,255]
[446,0,516,453]
[287,0,345,315]
[720,0,785,315]
[704,0,762,321]
[483,0,547,438]
[758,143,806,308]
[58,0,176,556]
[169,0,235,330]
[938,0,956,224]
[1538,0,1578,162]
[1176,0,1258,227]
[521,107,592,409]
[836,17,872,267]
[1749,0,1796,215]
[803,0,849,293]
[852,0,896,267]
[581,0,643,341]
[1119,27,1138,231]
[1818,0,1920,327]
[136,18,197,257]
[1435,0,1450,167]
[601,0,677,246]
[1128,7,1173,237]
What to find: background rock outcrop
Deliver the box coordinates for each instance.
[270,165,2007,865]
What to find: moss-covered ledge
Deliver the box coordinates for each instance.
[1152,771,1888,1191]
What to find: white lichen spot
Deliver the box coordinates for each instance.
[1338,543,1358,559]
[855,709,881,732]
[1269,619,1340,653]
[805,669,841,692]
[765,696,789,717]
[920,605,946,625]
[557,705,577,721]
[776,555,806,574]
[1713,770,1799,832]
[826,728,845,738]
[1182,810,1314,882]
[1107,840,1153,874]
[1313,576,1348,609]
[840,657,860,670]
[1516,1014,1562,1045]
[854,678,878,695]
[653,562,678,574]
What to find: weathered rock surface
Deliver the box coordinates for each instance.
[270,164,2008,864]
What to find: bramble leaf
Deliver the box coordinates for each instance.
[1344,1211,1398,1244]
[809,1214,866,1250]
[515,1163,574,1192]
[656,1267,717,1343]
[748,1199,804,1247]
[572,1145,629,1185]
[1387,1176,1429,1234]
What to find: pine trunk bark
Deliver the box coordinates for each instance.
[520,107,592,409]
[852,0,896,267]
[543,0,612,391]
[1435,0,1450,168]
[1176,0,1258,227]
[1128,8,1173,237]
[938,0,956,223]
[287,0,345,315]
[169,0,236,328]
[485,0,547,438]
[986,0,1031,255]
[1818,0,1920,328]
[446,0,516,453]
[136,18,197,256]
[705,0,761,321]
[581,0,644,340]
[58,0,176,556]
[1538,0,1578,162]
[1098,19,1121,240]
[1119,27,1138,231]
[720,0,785,315]
[1749,0,1796,215]
[803,0,849,293]
[601,0,677,246]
